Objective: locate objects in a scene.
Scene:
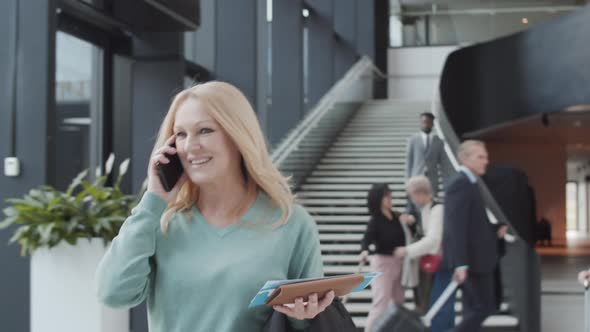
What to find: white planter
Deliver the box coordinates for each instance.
[31,238,129,332]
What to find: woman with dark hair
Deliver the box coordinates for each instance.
[359,183,412,331]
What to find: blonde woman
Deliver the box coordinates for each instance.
[96,81,334,332]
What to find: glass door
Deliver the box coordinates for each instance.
[53,31,104,190]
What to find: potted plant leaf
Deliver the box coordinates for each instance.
[0,153,139,332]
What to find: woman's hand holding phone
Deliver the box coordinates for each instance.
[148,135,187,204]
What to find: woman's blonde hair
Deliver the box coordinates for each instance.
[153,81,295,233]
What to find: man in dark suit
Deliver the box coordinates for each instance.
[441,140,507,332]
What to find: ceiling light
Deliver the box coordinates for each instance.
[302,8,310,18]
[565,104,590,112]
[522,17,529,24]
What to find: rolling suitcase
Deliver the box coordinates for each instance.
[370,280,459,332]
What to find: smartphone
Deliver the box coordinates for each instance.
[156,143,184,192]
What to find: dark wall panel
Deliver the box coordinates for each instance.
[333,0,357,81]
[0,2,15,162]
[129,60,184,192]
[0,1,56,331]
[215,0,258,106]
[374,0,389,98]
[269,0,304,144]
[307,0,334,111]
[129,34,184,331]
[355,0,374,60]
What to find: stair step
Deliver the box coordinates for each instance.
[345,122,417,127]
[322,155,405,161]
[311,170,405,177]
[309,206,408,214]
[351,314,518,329]
[339,130,415,135]
[320,244,361,252]
[328,144,406,152]
[317,225,367,232]
[313,215,370,223]
[301,198,405,206]
[297,191,407,198]
[320,158,404,164]
[322,254,369,263]
[305,177,404,184]
[344,302,510,315]
[319,233,364,242]
[315,164,404,170]
[336,136,413,141]
[346,290,387,299]
[332,142,407,147]
[346,121,416,125]
[344,289,466,301]
[325,265,371,274]
[336,134,409,139]
[301,184,405,191]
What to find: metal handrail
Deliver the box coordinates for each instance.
[270,56,378,167]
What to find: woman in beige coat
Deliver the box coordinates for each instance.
[395,176,444,313]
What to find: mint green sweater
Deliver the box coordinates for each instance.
[96,191,324,332]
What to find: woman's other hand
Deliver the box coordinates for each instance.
[273,291,336,320]
[497,225,508,239]
[359,250,369,263]
[578,270,590,287]
[393,247,406,258]
[399,213,415,225]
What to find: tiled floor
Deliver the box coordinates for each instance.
[538,234,590,332]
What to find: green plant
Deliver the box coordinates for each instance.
[0,154,139,256]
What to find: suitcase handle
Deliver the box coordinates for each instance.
[585,275,590,332]
[423,280,459,324]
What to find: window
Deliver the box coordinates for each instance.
[566,182,578,231]
[389,2,583,47]
[53,31,104,190]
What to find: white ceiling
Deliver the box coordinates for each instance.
[397,0,584,6]
[395,0,587,11]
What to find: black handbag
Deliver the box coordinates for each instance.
[262,297,357,332]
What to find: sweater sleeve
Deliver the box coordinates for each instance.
[405,205,444,258]
[287,206,325,330]
[95,192,166,308]
[444,180,471,269]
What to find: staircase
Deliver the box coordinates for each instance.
[296,100,520,331]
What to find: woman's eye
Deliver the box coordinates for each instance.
[199,128,214,135]
[175,132,186,139]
